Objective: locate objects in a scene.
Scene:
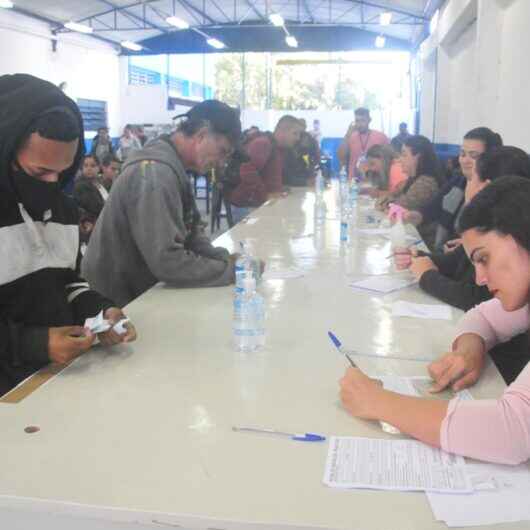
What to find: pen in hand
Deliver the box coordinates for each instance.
[385,240,423,259]
[328,331,357,367]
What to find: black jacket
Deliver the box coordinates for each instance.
[73,176,106,219]
[0,74,114,393]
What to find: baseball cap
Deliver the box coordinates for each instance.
[173,100,242,145]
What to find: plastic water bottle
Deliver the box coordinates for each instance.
[233,273,265,353]
[339,166,349,215]
[349,178,358,211]
[388,203,407,249]
[235,241,260,292]
[340,209,349,244]
[315,168,325,199]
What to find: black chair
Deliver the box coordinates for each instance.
[210,181,234,232]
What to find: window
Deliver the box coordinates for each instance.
[77,98,108,132]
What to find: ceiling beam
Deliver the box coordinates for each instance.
[96,0,169,33]
[176,0,217,25]
[344,0,427,21]
[244,0,267,21]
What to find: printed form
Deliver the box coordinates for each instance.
[324,436,473,493]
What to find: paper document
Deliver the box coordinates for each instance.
[323,436,473,493]
[262,269,305,280]
[242,217,258,225]
[392,301,452,320]
[350,275,417,294]
[428,460,530,527]
[379,375,473,402]
[377,375,472,434]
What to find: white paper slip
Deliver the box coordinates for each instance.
[262,269,305,280]
[427,460,530,527]
[242,217,258,225]
[84,310,111,333]
[84,311,129,335]
[323,436,473,493]
[392,301,452,320]
[355,227,391,236]
[350,275,417,294]
[378,375,473,402]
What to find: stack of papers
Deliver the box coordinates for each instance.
[392,301,452,320]
[428,461,530,527]
[323,436,473,493]
[350,275,417,294]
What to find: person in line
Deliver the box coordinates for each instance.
[82,100,243,308]
[74,155,109,214]
[394,146,530,383]
[377,135,445,249]
[310,119,322,145]
[340,176,530,465]
[403,128,503,251]
[225,115,304,223]
[100,153,121,191]
[362,144,406,198]
[0,74,136,395]
[117,124,142,161]
[90,126,114,164]
[337,107,389,180]
[390,122,411,154]
[283,118,321,188]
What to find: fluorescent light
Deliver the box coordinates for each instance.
[0,1,14,8]
[121,40,143,51]
[64,21,93,34]
[206,37,225,49]
[269,13,284,26]
[375,35,386,48]
[379,12,392,26]
[285,35,298,48]
[166,16,189,29]
[429,9,439,34]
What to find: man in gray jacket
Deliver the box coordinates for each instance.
[82,100,241,307]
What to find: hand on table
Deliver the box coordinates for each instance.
[409,255,438,280]
[428,347,486,392]
[443,238,462,254]
[339,367,384,420]
[393,246,418,270]
[48,326,95,364]
[98,307,137,346]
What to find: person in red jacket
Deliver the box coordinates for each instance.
[227,115,303,223]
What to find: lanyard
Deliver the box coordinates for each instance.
[358,131,371,154]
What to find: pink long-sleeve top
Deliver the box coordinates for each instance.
[440,298,530,464]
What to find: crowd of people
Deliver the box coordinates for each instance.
[2,73,530,467]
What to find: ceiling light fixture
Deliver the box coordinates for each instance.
[64,21,94,34]
[206,37,225,49]
[375,35,386,48]
[285,35,298,48]
[0,1,14,8]
[121,40,143,51]
[166,16,190,29]
[379,12,392,26]
[269,13,284,27]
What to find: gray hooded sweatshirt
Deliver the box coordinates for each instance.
[82,135,234,307]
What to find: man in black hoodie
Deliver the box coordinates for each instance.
[0,74,136,395]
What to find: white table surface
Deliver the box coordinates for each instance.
[0,187,520,530]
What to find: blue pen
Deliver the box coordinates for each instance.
[232,426,326,442]
[327,330,432,363]
[328,331,357,367]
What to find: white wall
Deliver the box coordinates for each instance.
[0,9,121,138]
[419,0,530,150]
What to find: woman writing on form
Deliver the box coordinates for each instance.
[340,176,530,465]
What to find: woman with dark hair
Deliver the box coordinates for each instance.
[377,135,444,248]
[363,144,406,197]
[393,146,530,383]
[402,127,503,251]
[340,176,530,465]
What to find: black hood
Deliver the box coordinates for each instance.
[0,74,85,194]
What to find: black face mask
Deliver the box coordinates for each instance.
[11,168,62,219]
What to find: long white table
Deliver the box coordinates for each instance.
[0,187,517,529]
